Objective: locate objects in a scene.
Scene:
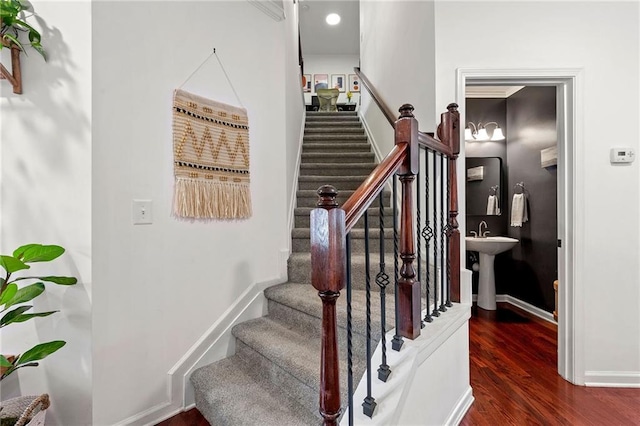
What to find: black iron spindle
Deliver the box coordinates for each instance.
[439,154,447,313]
[431,152,440,317]
[422,149,433,323]
[376,192,391,381]
[391,176,404,351]
[362,212,376,418]
[416,149,424,328]
[346,233,354,426]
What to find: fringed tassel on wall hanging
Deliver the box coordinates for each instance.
[172,89,252,219]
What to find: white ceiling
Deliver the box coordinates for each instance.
[299,0,360,55]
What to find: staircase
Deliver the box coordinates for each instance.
[190,111,394,425]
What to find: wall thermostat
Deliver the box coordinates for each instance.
[610,147,635,164]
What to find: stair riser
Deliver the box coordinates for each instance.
[300,165,376,177]
[294,212,383,228]
[234,340,322,420]
[303,136,368,143]
[301,154,375,164]
[292,236,396,253]
[295,193,389,208]
[305,129,365,136]
[267,300,377,361]
[303,144,371,153]
[288,257,397,291]
[298,179,369,191]
[305,122,362,128]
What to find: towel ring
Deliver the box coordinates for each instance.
[514,182,525,194]
[490,185,499,195]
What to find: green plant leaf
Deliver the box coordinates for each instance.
[17,341,66,364]
[4,282,44,308]
[0,282,17,305]
[0,355,13,368]
[4,310,58,325]
[13,275,77,285]
[14,244,64,263]
[0,305,32,327]
[0,255,29,273]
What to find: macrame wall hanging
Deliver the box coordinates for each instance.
[173,49,251,220]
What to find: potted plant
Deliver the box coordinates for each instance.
[0,0,46,59]
[0,244,77,426]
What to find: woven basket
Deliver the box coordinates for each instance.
[0,394,49,426]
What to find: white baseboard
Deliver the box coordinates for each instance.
[359,110,385,163]
[445,386,474,426]
[584,371,640,388]
[286,112,306,247]
[472,294,556,324]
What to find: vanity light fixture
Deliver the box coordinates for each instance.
[465,121,505,141]
[326,13,341,25]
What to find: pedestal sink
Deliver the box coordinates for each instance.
[466,236,519,310]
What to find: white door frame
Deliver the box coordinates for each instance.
[456,68,584,385]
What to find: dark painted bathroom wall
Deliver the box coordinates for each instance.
[505,86,557,313]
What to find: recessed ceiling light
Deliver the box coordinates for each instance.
[326,13,341,25]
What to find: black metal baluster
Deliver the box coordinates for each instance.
[391,176,404,350]
[440,154,447,313]
[432,152,440,317]
[362,212,376,418]
[376,192,391,381]
[422,150,433,323]
[416,150,424,328]
[346,233,354,426]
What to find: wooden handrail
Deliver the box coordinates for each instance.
[354,67,396,127]
[356,67,452,157]
[342,143,407,231]
[418,132,453,157]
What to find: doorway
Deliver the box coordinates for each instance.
[457,68,582,385]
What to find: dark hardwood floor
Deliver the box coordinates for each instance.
[157,305,640,426]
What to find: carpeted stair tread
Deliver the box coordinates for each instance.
[264,283,396,342]
[301,152,376,163]
[302,143,371,153]
[191,356,320,426]
[303,133,368,140]
[298,176,370,191]
[232,317,333,391]
[305,121,362,128]
[305,128,365,135]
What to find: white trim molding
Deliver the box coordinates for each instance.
[457,67,584,385]
[584,371,640,388]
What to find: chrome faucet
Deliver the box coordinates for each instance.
[478,220,490,237]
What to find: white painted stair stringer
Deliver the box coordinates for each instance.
[343,303,473,425]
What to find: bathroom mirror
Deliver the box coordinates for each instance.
[466,157,502,216]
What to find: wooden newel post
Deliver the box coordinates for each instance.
[395,104,422,340]
[310,185,346,425]
[438,103,461,303]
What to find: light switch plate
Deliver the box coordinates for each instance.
[132,200,152,224]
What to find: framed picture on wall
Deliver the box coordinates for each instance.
[302,74,311,93]
[348,74,360,92]
[313,74,328,92]
[331,74,346,92]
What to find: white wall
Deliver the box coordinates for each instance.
[92,2,294,424]
[359,0,436,158]
[0,2,92,425]
[285,0,306,236]
[434,1,640,385]
[303,54,360,104]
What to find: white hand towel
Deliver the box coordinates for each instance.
[487,195,500,215]
[511,193,528,227]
